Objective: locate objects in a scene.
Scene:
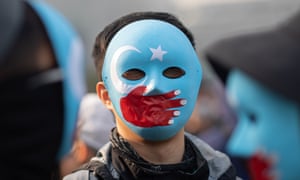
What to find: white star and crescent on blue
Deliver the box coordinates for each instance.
[150,45,168,61]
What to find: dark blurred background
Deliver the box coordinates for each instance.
[45,0,300,92]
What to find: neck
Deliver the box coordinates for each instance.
[116,118,185,164]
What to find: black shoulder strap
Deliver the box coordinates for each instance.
[76,160,115,180]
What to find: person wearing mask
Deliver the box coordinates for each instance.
[64,11,238,180]
[205,10,300,180]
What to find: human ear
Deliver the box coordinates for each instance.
[96,82,113,110]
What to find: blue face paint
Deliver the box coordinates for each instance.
[226,70,300,179]
[102,20,202,141]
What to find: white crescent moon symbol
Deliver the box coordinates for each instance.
[110,45,141,93]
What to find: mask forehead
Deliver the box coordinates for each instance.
[102,19,202,141]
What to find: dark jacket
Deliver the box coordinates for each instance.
[64,131,238,180]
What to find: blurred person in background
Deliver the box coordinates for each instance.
[0,0,86,179]
[60,93,115,178]
[205,9,300,180]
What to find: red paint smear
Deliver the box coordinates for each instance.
[120,86,184,127]
[247,152,274,180]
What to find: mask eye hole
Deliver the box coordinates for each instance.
[122,68,145,80]
[163,67,185,79]
[248,112,257,123]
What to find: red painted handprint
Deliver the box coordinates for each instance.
[120,86,185,127]
[248,152,277,180]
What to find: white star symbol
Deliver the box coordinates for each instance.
[150,45,167,61]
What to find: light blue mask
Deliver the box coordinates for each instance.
[226,70,300,179]
[102,20,202,141]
